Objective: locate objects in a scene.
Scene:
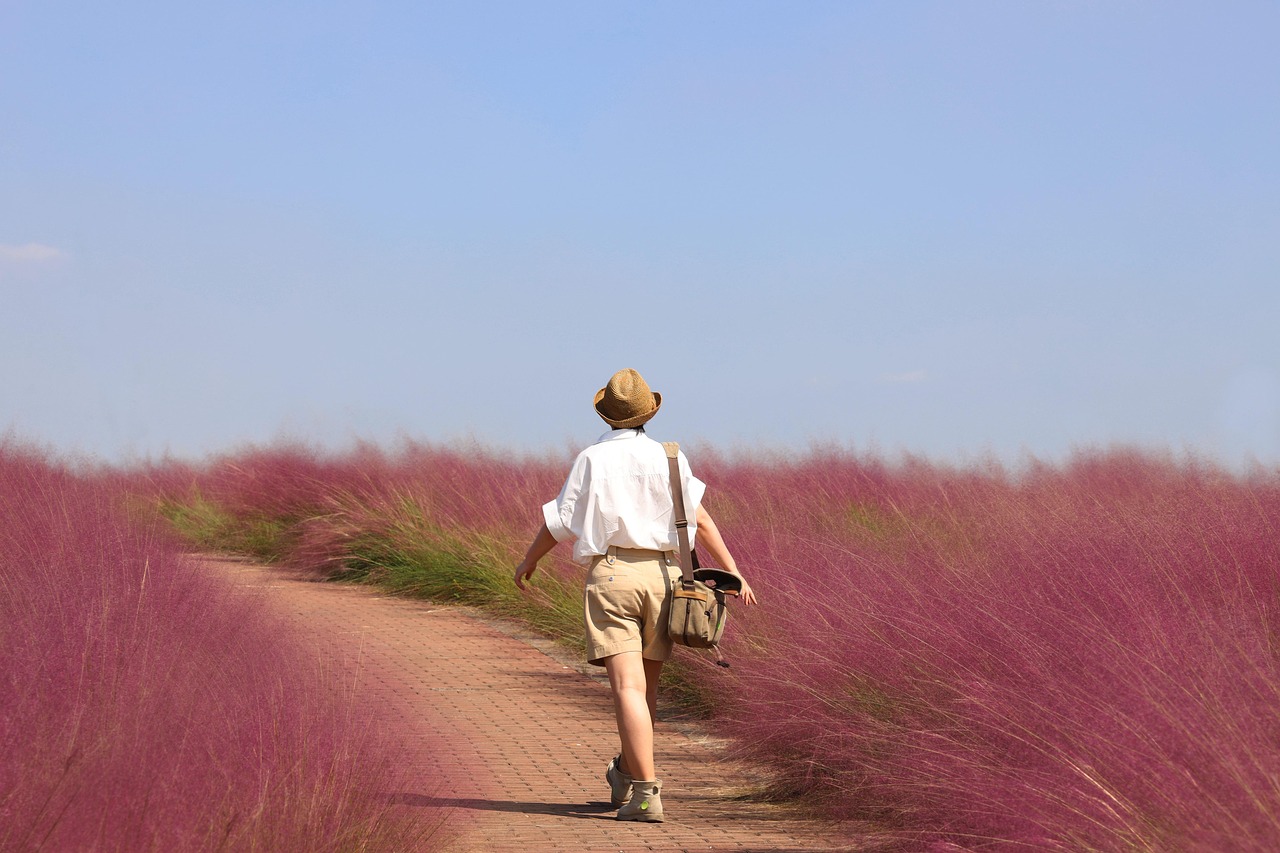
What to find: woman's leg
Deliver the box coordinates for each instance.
[604,651,657,781]
[643,657,663,730]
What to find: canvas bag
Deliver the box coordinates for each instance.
[662,442,729,649]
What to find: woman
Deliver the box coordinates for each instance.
[513,368,756,822]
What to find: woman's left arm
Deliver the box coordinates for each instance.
[694,504,757,606]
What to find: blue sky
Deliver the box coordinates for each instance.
[3,1,1278,466]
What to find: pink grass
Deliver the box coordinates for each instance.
[0,442,443,851]
[699,449,1280,848]
[144,439,1280,849]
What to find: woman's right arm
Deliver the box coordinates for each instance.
[518,454,587,590]
[514,522,558,590]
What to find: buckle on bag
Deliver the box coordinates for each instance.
[673,586,707,602]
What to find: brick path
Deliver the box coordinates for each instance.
[209,558,861,852]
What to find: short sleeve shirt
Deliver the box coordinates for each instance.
[542,428,707,565]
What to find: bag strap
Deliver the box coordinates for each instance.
[662,441,696,589]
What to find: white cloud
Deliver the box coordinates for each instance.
[0,243,64,263]
[879,369,927,384]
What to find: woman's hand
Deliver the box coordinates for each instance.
[514,522,558,591]
[736,576,758,606]
[513,559,537,590]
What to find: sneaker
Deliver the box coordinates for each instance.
[605,755,633,807]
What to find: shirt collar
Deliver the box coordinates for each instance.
[597,428,644,443]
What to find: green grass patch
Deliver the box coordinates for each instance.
[156,492,292,562]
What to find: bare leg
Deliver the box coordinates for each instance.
[604,652,660,781]
[617,657,664,777]
[643,657,663,729]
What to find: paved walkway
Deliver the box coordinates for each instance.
[208,558,861,852]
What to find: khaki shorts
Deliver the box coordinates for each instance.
[583,547,681,667]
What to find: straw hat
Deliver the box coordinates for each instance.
[594,368,662,428]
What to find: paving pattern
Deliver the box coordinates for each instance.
[209,558,863,852]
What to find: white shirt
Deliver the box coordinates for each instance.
[542,428,707,565]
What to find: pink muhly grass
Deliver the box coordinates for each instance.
[702,448,1280,849]
[150,440,572,583]
[0,443,442,851]
[145,439,1280,847]
[167,440,564,532]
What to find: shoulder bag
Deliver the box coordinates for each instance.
[662,442,737,649]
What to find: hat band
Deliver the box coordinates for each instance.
[596,399,658,426]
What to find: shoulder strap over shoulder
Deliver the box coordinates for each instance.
[663,441,695,588]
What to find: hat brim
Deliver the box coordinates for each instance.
[594,389,661,428]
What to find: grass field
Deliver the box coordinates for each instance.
[0,442,446,851]
[138,439,1280,850]
[9,435,1280,849]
